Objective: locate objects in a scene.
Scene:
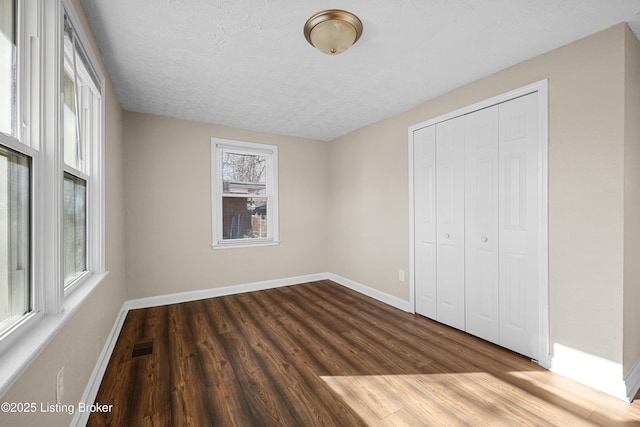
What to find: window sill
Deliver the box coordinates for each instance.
[210,239,281,250]
[0,271,109,398]
[63,270,92,297]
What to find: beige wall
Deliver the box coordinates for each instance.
[328,114,411,300]
[329,24,629,366]
[0,1,127,426]
[624,26,640,375]
[123,113,328,299]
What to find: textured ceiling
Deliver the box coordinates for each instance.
[81,0,640,141]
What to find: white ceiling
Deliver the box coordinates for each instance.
[81,0,640,142]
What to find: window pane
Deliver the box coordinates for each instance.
[63,172,86,286]
[0,145,30,333]
[63,72,80,170]
[222,197,267,240]
[0,0,17,137]
[222,152,266,193]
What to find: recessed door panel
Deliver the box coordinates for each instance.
[475,158,494,227]
[476,249,497,319]
[415,241,436,313]
[417,166,434,223]
[505,153,527,231]
[440,162,455,225]
[503,253,526,328]
[439,243,458,309]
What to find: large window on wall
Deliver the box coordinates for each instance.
[211,138,279,248]
[62,12,102,290]
[0,0,105,368]
[0,0,34,340]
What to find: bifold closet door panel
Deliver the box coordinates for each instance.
[435,117,465,330]
[498,92,539,359]
[413,125,437,319]
[464,106,500,344]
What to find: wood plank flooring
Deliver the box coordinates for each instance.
[88,280,640,426]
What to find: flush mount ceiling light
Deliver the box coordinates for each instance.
[304,9,363,55]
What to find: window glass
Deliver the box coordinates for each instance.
[222,150,268,241]
[63,172,86,286]
[223,152,266,188]
[0,145,30,334]
[222,197,268,240]
[63,71,80,170]
[0,0,17,137]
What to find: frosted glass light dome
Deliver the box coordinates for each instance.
[304,10,363,56]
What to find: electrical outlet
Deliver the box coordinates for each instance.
[399,269,405,282]
[56,367,64,404]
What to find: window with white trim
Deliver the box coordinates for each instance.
[0,0,105,351]
[0,0,35,340]
[62,12,102,290]
[211,138,279,248]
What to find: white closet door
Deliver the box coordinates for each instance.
[413,126,437,319]
[464,106,500,343]
[435,117,465,330]
[498,92,539,359]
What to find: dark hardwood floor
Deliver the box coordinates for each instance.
[88,280,640,426]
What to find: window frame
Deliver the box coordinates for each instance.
[0,0,42,345]
[0,130,40,345]
[0,0,107,396]
[60,6,104,294]
[211,137,280,249]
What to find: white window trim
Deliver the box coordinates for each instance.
[210,137,280,249]
[0,0,107,398]
[0,132,42,347]
[0,0,44,345]
[58,0,106,297]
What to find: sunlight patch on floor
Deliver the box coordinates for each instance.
[320,373,608,426]
[509,370,640,424]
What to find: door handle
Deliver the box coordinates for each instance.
[481,236,488,243]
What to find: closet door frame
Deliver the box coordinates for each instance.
[408,79,549,367]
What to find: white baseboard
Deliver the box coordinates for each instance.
[549,343,628,401]
[72,304,129,427]
[326,273,412,313]
[625,357,640,402]
[126,273,328,310]
[125,272,412,313]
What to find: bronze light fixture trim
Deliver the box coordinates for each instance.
[304,9,363,55]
